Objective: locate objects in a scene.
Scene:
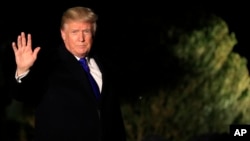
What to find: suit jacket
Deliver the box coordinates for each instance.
[8,44,126,141]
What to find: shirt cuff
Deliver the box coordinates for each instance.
[15,70,30,83]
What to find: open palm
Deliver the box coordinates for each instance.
[12,32,41,75]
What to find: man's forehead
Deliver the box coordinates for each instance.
[63,21,92,28]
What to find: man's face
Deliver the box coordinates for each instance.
[61,20,93,58]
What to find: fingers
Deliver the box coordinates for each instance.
[17,34,21,49]
[12,42,17,53]
[15,32,32,49]
[21,32,26,47]
[27,33,32,47]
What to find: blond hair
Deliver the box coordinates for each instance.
[61,6,98,35]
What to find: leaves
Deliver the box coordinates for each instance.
[121,14,250,141]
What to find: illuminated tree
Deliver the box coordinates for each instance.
[122,14,250,141]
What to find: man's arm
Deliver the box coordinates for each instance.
[8,32,41,104]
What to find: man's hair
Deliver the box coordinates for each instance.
[60,6,98,35]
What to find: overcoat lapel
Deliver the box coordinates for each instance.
[57,45,98,104]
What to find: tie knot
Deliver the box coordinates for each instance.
[79,58,90,72]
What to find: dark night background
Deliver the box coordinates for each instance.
[0,1,249,55]
[0,1,250,140]
[0,1,249,56]
[1,1,249,82]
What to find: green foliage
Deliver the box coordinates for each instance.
[162,14,237,75]
[121,14,250,141]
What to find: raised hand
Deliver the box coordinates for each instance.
[12,32,41,75]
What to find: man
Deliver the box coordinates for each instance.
[9,6,126,141]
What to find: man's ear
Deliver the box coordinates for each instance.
[61,29,65,41]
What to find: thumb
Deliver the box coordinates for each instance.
[33,47,41,59]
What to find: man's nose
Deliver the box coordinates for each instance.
[79,32,85,41]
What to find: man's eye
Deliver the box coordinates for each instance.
[84,30,91,33]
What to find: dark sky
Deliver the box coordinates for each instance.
[0,1,249,59]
